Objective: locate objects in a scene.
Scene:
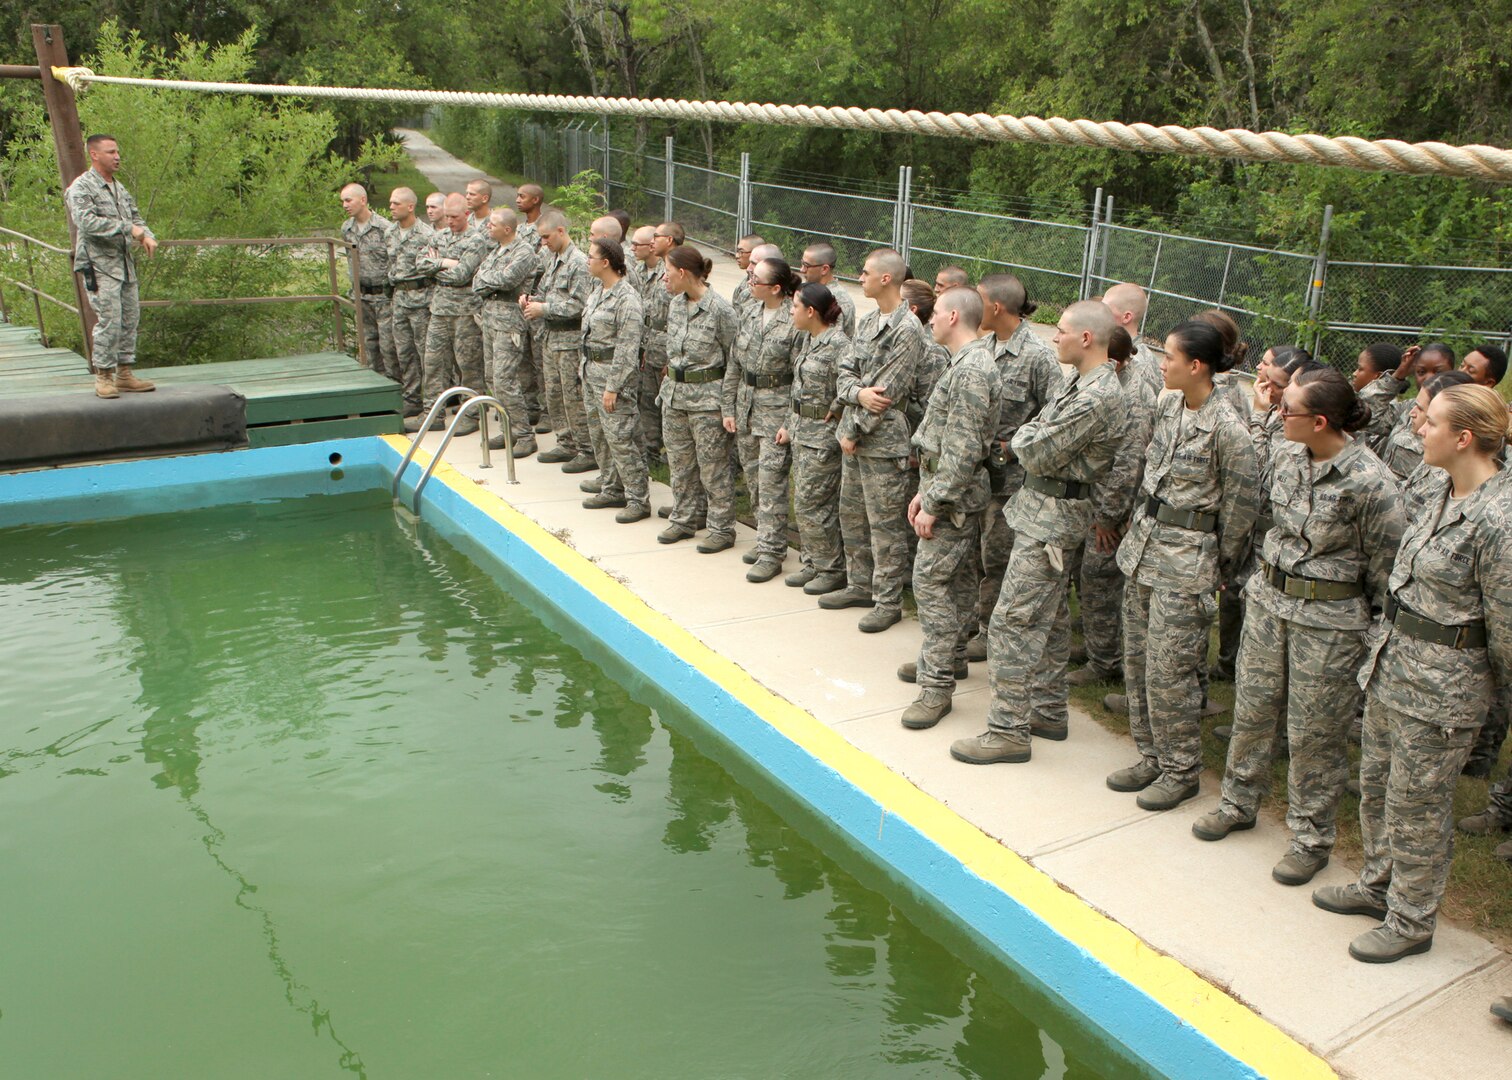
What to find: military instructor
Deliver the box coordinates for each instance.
[66,134,158,399]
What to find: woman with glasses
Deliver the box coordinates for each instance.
[1106,321,1261,811]
[779,284,850,594]
[1193,368,1404,889]
[725,258,805,581]
[1314,384,1512,963]
[579,238,649,522]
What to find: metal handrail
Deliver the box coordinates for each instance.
[391,385,479,500]
[409,395,517,514]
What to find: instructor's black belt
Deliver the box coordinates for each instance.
[584,346,615,363]
[360,285,393,297]
[1385,596,1487,649]
[670,365,725,384]
[1261,561,1363,601]
[1144,495,1216,532]
[480,289,522,301]
[744,371,793,389]
[794,403,830,420]
[1024,474,1092,500]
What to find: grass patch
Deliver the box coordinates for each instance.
[367,156,436,208]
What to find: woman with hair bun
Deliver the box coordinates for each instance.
[1315,383,1512,963]
[780,283,849,594]
[1194,368,1405,889]
[658,245,739,552]
[725,257,805,581]
[579,237,649,522]
[1106,320,1261,811]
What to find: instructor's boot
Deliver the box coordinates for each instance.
[95,369,120,399]
[901,690,953,730]
[114,365,155,393]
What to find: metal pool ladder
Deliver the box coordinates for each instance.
[392,385,519,515]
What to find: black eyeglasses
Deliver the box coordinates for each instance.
[1278,404,1316,420]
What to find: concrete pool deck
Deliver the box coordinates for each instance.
[399,419,1508,1079]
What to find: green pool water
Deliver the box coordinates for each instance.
[0,489,1134,1078]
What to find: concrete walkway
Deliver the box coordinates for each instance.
[397,131,1511,1079]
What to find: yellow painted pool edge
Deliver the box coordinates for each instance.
[388,435,1335,1080]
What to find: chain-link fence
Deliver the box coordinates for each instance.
[475,115,1512,367]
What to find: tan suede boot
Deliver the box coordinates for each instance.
[95,369,120,399]
[114,365,156,393]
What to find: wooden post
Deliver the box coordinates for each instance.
[32,23,96,368]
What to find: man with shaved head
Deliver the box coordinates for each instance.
[933,265,969,296]
[465,179,493,232]
[339,182,397,380]
[800,242,855,336]
[953,300,1127,764]
[471,207,539,456]
[425,192,446,229]
[385,185,434,415]
[819,248,927,633]
[514,183,549,428]
[632,224,669,463]
[1103,282,1160,392]
[967,272,1063,662]
[897,286,1001,729]
[523,209,595,471]
[732,234,764,313]
[407,192,490,433]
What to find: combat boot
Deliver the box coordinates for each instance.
[453,414,480,437]
[1192,806,1256,841]
[950,730,1031,765]
[817,586,874,610]
[858,605,901,633]
[1029,717,1068,741]
[803,571,847,596]
[1311,883,1388,920]
[615,505,650,524]
[1272,849,1329,886]
[511,436,538,458]
[582,492,627,510]
[1496,838,1512,865]
[696,533,734,554]
[657,524,695,545]
[896,660,967,684]
[1492,997,1512,1023]
[742,549,759,565]
[1456,810,1511,835]
[95,369,119,399]
[784,567,816,588]
[965,636,988,663]
[1136,776,1199,811]
[405,411,443,433]
[113,365,155,392]
[901,690,953,730]
[1102,693,1129,716]
[579,476,603,494]
[1068,641,1087,663]
[1349,926,1432,964]
[561,454,597,474]
[746,556,783,583]
[658,504,673,518]
[1068,665,1120,687]
[538,446,574,464]
[1106,759,1160,792]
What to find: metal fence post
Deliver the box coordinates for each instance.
[893,166,907,252]
[664,135,675,221]
[902,166,915,263]
[1080,187,1103,300]
[738,152,751,238]
[1308,204,1334,352]
[602,117,611,198]
[1098,195,1113,285]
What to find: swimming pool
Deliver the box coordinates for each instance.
[1,471,1146,1077]
[0,438,1328,1079]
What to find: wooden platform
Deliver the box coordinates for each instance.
[0,323,402,449]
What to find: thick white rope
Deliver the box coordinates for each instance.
[52,67,1512,183]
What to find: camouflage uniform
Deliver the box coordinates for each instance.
[989,362,1126,735]
[471,235,538,441]
[516,218,545,420]
[787,325,849,578]
[1354,467,1512,941]
[65,167,152,371]
[341,212,398,381]
[1131,340,1164,398]
[830,284,857,338]
[836,304,928,613]
[1074,356,1159,678]
[911,339,1002,693]
[974,323,1063,642]
[1216,438,1405,857]
[1358,373,1408,457]
[387,220,435,410]
[732,278,754,319]
[637,259,671,458]
[531,242,593,457]
[416,227,490,408]
[1117,390,1261,785]
[581,279,648,510]
[661,290,739,540]
[1378,405,1423,482]
[726,303,803,559]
